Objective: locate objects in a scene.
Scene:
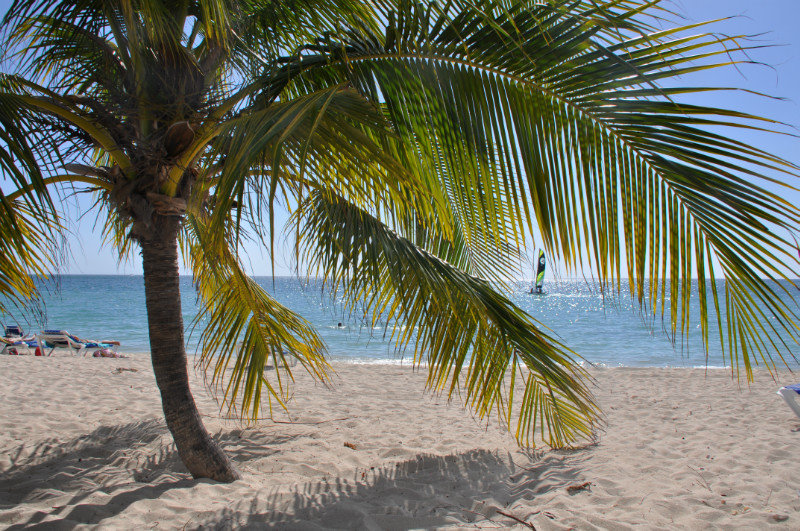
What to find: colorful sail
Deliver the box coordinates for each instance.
[534,250,545,293]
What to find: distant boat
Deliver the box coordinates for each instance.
[530,250,545,294]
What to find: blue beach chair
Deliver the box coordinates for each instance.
[4,324,24,338]
[777,384,800,419]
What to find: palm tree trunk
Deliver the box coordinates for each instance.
[140,216,240,482]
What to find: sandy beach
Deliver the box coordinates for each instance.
[0,355,797,529]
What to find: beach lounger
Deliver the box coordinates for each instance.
[1,336,47,355]
[235,342,298,369]
[38,330,84,355]
[38,330,119,356]
[4,324,24,338]
[778,384,800,420]
[264,349,298,369]
[1,324,47,355]
[0,337,16,354]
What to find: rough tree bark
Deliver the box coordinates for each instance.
[140,214,240,482]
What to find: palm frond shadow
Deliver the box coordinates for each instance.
[205,448,593,529]
[0,419,171,506]
[1,421,301,529]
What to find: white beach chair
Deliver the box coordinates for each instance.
[38,330,120,356]
[0,337,18,354]
[1,336,47,355]
[38,330,86,355]
[777,384,800,419]
[265,352,298,370]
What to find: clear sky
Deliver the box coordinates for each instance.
[1,1,798,277]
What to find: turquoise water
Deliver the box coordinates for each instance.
[2,275,799,368]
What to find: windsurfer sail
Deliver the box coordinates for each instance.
[531,250,546,294]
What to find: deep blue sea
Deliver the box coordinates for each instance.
[2,275,799,368]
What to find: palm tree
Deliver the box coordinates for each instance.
[1,0,798,483]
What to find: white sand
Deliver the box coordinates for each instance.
[0,355,798,529]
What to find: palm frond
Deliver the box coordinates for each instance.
[207,83,441,261]
[284,0,800,374]
[0,80,64,311]
[0,197,60,314]
[294,190,598,447]
[184,212,331,422]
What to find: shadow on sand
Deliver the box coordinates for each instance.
[200,447,590,529]
[0,419,302,529]
[1,419,594,529]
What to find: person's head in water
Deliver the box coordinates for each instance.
[337,322,344,328]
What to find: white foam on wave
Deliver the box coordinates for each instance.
[327,357,424,366]
[577,360,733,369]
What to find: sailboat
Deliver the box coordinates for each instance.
[530,250,545,294]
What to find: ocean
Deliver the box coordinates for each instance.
[2,275,798,369]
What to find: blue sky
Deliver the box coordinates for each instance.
[1,0,799,277]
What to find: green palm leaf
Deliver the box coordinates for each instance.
[184,213,330,421]
[294,190,598,446]
[285,0,800,376]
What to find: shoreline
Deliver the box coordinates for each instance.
[1,355,797,528]
[65,349,800,372]
[11,351,796,380]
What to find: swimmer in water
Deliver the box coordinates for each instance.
[337,322,344,328]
